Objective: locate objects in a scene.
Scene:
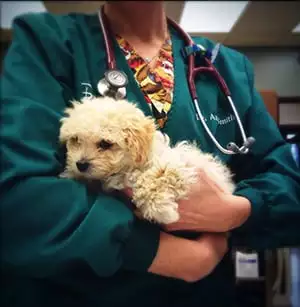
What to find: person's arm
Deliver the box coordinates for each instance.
[230,56,300,249]
[0,14,161,278]
[149,232,228,282]
[1,14,228,282]
[164,54,300,250]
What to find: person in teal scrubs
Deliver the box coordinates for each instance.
[1,2,300,307]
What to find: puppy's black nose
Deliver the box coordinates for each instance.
[76,161,90,172]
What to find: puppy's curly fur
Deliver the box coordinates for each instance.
[59,97,235,224]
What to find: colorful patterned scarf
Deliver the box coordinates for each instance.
[116,35,174,128]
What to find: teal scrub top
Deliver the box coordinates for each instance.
[1,12,300,307]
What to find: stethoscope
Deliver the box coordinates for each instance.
[97,7,255,155]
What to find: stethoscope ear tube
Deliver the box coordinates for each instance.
[227,137,255,154]
[193,92,255,155]
[194,98,238,155]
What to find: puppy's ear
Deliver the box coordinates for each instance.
[59,118,70,144]
[59,100,81,144]
[123,117,156,166]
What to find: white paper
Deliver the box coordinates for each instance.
[235,251,259,279]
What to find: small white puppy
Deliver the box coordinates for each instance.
[59,97,235,224]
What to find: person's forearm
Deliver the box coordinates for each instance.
[148,232,228,282]
[148,232,200,281]
[226,195,251,230]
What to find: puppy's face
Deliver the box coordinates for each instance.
[59,97,156,181]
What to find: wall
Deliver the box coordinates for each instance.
[0,1,46,29]
[237,49,300,97]
[235,49,300,126]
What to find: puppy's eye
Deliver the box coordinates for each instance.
[97,140,113,150]
[69,136,80,145]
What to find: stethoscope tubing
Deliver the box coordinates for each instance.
[99,7,116,70]
[98,6,254,155]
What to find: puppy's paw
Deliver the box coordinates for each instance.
[59,170,71,178]
[139,200,180,224]
[131,165,189,224]
[153,203,180,224]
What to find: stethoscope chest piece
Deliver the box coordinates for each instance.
[97,69,128,100]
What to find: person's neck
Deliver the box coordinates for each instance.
[104,2,168,48]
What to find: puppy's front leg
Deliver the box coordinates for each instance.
[131,166,191,224]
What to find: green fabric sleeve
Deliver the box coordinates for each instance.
[231,56,300,249]
[0,14,160,278]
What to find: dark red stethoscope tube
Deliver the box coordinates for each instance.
[167,18,231,100]
[99,6,116,70]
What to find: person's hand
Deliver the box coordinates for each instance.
[123,187,133,198]
[148,231,228,282]
[164,170,251,233]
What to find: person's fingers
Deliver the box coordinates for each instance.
[197,169,226,193]
[164,221,185,231]
[123,187,133,197]
[133,209,143,219]
[164,212,202,231]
